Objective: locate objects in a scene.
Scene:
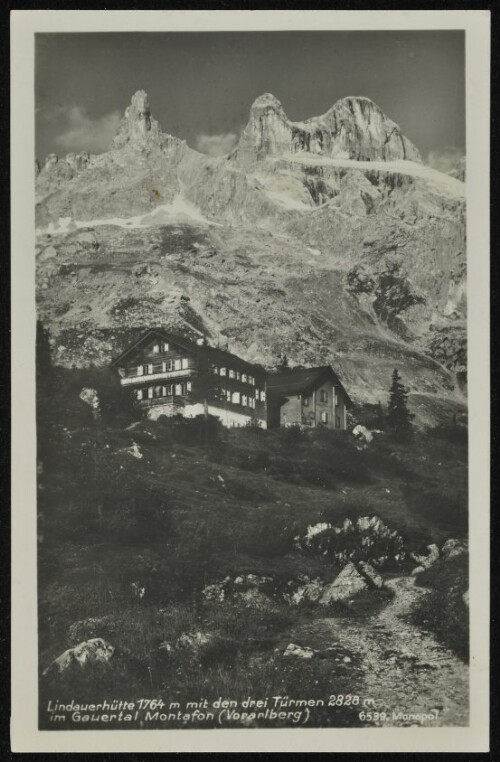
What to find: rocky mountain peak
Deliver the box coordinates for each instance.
[111,90,165,150]
[234,92,421,165]
[250,92,287,116]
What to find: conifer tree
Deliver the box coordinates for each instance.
[387,369,414,438]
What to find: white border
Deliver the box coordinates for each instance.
[11,10,490,753]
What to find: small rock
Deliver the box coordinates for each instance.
[130,582,146,599]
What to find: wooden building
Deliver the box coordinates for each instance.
[266,366,352,430]
[111,329,267,428]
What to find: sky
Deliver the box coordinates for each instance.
[35,31,465,170]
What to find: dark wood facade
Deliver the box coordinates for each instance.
[111,330,267,427]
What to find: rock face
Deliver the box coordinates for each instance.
[233,93,421,166]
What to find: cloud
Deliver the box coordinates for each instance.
[195,132,238,157]
[53,106,122,154]
[425,147,464,174]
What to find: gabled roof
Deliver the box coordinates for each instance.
[266,365,352,406]
[110,328,265,375]
[110,329,197,368]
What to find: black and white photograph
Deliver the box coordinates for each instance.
[11,9,490,754]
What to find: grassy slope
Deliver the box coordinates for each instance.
[37,377,468,727]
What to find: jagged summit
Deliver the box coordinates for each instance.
[250,92,287,113]
[234,92,421,165]
[111,90,160,148]
[111,90,178,152]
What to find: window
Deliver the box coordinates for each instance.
[161,386,168,397]
[232,391,240,404]
[213,366,219,374]
[260,390,266,402]
[148,387,154,399]
[181,358,189,370]
[320,390,328,403]
[303,396,310,407]
[242,373,247,383]
[174,359,182,371]
[236,371,241,381]
[336,416,341,429]
[186,381,192,392]
[249,397,255,409]
[335,394,339,406]
[241,395,247,407]
[226,390,231,402]
[320,411,328,424]
[220,367,227,376]
[249,376,255,385]
[153,343,160,354]
[147,363,154,375]
[137,365,144,376]
[175,384,182,396]
[229,369,235,379]
[162,342,169,352]
[137,389,143,401]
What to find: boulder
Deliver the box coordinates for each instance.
[352,424,374,444]
[286,577,325,606]
[358,560,384,588]
[234,589,273,610]
[125,442,143,460]
[176,630,215,659]
[202,580,228,604]
[43,638,114,676]
[411,543,439,573]
[304,522,332,544]
[79,387,101,420]
[320,562,368,604]
[283,643,315,660]
[234,573,273,589]
[442,538,468,559]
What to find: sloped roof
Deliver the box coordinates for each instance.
[110,328,265,375]
[266,366,352,406]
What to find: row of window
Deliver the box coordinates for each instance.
[136,382,192,400]
[221,390,256,408]
[136,358,191,376]
[135,385,265,406]
[212,366,256,385]
[301,411,342,427]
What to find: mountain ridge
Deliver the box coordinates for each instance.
[35,91,467,424]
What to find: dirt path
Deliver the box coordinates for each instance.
[292,576,469,727]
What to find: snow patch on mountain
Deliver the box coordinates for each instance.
[36,194,218,236]
[276,155,465,200]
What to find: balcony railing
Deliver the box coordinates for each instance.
[138,395,185,408]
[121,367,195,386]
